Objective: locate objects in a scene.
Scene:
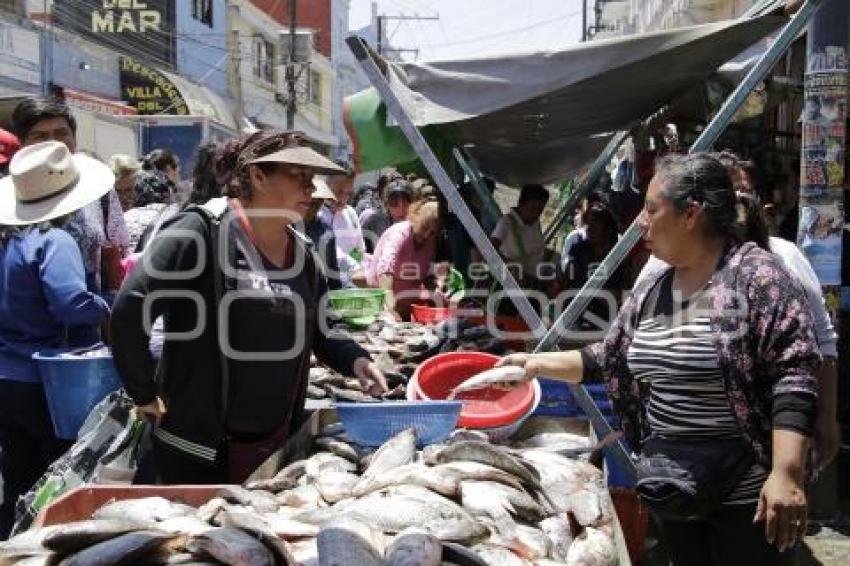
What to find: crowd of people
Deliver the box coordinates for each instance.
[0,95,840,565]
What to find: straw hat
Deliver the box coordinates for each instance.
[250,146,345,176]
[0,141,115,226]
[312,176,337,201]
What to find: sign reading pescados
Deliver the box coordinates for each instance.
[119,56,188,115]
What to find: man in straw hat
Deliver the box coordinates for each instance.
[12,97,130,297]
[0,141,113,537]
[111,130,386,484]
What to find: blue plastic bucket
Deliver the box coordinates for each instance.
[33,347,123,439]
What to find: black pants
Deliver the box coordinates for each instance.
[152,438,228,485]
[0,380,72,539]
[656,503,794,566]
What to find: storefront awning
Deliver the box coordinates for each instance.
[159,70,236,131]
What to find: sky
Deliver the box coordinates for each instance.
[348,0,585,62]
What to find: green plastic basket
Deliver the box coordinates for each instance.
[327,289,387,327]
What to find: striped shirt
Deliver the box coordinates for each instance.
[627,272,766,504]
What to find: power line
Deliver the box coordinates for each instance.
[414,9,582,49]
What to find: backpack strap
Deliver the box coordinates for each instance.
[189,197,232,426]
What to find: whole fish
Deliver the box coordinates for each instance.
[565,527,616,566]
[314,471,360,503]
[325,385,379,403]
[158,516,216,537]
[351,463,461,498]
[432,461,525,491]
[317,515,386,566]
[43,519,157,554]
[196,498,229,524]
[314,437,361,463]
[448,429,491,444]
[307,384,328,399]
[257,514,320,539]
[385,529,442,566]
[461,480,547,523]
[565,488,606,527]
[93,497,196,522]
[0,526,61,564]
[305,452,357,479]
[186,527,275,566]
[447,366,527,400]
[163,552,220,565]
[539,515,574,562]
[58,530,177,566]
[217,510,297,565]
[486,523,551,561]
[244,460,306,492]
[217,485,280,513]
[520,451,600,513]
[458,481,517,537]
[430,441,541,491]
[359,428,417,481]
[515,432,590,450]
[278,484,325,509]
[471,544,527,566]
[342,493,487,543]
[440,542,490,566]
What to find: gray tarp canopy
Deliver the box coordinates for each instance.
[381,14,785,184]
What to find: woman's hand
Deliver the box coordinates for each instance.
[352,357,389,395]
[136,397,166,426]
[754,469,807,552]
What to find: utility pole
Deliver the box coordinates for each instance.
[372,9,438,60]
[582,0,588,42]
[227,1,243,121]
[286,0,297,130]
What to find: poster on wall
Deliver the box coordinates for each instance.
[53,0,175,65]
[799,45,847,286]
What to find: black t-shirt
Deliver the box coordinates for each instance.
[226,248,315,435]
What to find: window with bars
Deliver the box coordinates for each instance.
[254,38,275,83]
[192,0,214,27]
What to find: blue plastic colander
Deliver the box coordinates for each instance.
[334,401,463,447]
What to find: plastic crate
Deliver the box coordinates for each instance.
[535,379,612,419]
[334,401,463,447]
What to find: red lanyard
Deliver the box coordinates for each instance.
[228,198,294,268]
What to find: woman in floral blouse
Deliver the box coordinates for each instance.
[500,153,819,565]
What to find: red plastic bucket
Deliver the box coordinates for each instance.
[413,352,535,429]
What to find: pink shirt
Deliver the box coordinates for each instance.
[366,221,435,295]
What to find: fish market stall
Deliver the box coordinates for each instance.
[305,315,529,408]
[11,410,631,565]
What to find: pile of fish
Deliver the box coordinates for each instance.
[0,427,619,565]
[308,317,522,403]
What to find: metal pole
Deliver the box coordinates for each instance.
[542,130,631,247]
[453,148,502,234]
[286,0,298,130]
[536,0,825,353]
[377,15,383,55]
[346,36,636,480]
